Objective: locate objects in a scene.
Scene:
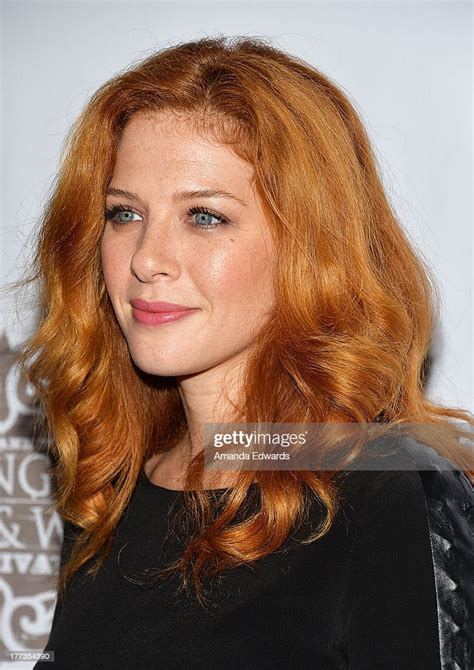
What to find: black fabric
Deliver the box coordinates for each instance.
[35,460,472,669]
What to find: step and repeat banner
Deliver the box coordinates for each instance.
[0,333,62,662]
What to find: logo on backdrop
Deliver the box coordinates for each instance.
[0,330,62,653]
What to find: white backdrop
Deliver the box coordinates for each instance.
[0,1,472,665]
[2,0,472,409]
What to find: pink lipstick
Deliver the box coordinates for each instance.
[130,299,198,326]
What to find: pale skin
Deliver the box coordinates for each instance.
[100,111,276,490]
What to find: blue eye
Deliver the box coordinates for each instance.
[104,203,231,229]
[104,204,142,224]
[188,206,230,229]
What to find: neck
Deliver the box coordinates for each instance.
[176,350,247,457]
[146,352,248,490]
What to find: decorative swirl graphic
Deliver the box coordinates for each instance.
[0,577,57,650]
[0,332,36,437]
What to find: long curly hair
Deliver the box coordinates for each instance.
[9,35,473,608]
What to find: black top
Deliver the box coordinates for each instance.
[35,445,473,669]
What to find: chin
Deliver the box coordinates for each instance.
[128,349,202,378]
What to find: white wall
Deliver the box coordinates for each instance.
[2,0,471,411]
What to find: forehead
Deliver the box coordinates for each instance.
[119,110,207,144]
[117,111,239,156]
[112,111,254,188]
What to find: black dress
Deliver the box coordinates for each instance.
[35,440,473,669]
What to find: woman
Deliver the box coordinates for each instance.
[13,35,472,668]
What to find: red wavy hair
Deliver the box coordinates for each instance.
[9,35,473,607]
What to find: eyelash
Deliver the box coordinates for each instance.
[104,203,231,229]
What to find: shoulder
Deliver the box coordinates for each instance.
[336,436,474,669]
[336,434,473,522]
[405,442,474,669]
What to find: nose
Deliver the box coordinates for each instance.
[130,225,181,283]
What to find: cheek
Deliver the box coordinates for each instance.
[197,241,275,308]
[100,235,129,291]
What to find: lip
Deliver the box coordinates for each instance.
[130,299,195,313]
[130,298,199,327]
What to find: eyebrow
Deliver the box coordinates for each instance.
[106,186,248,207]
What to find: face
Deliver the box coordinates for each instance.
[100,111,276,378]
